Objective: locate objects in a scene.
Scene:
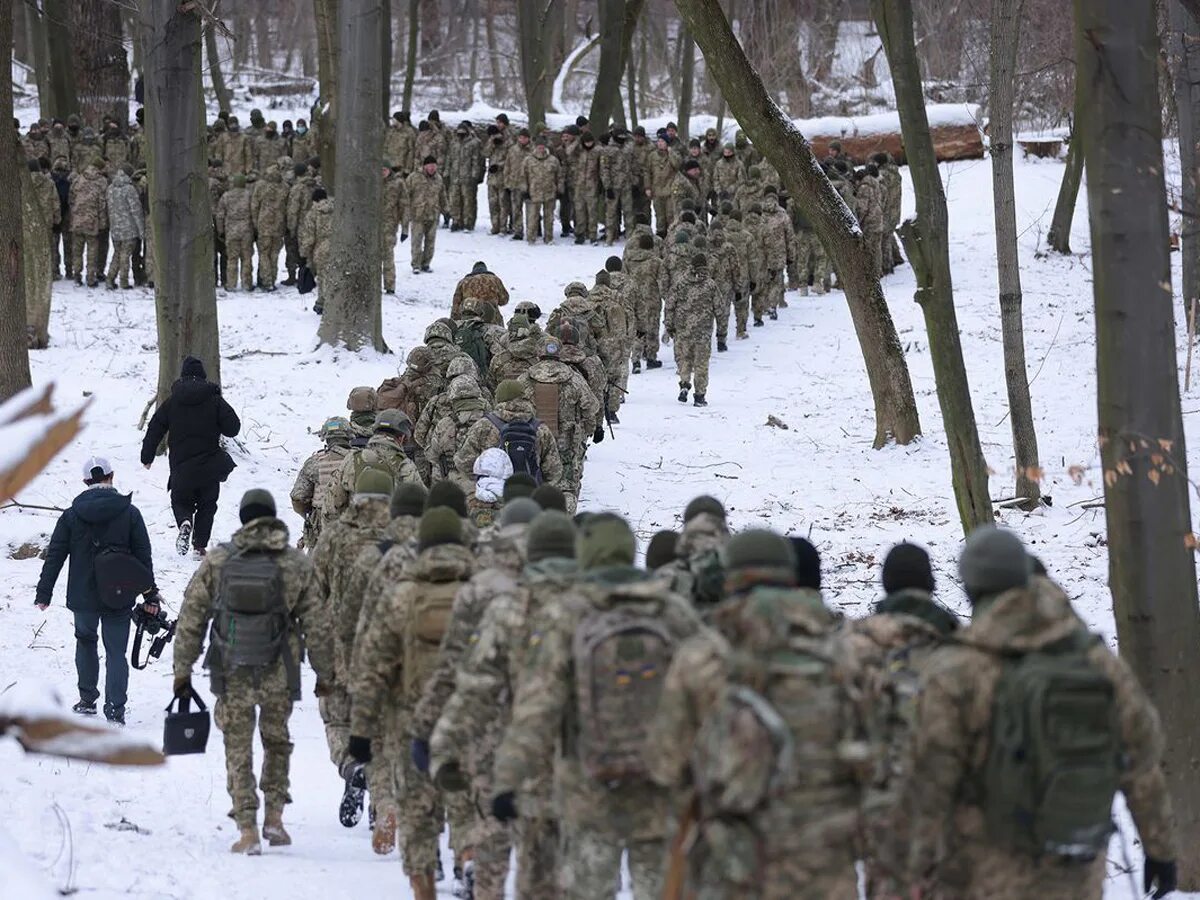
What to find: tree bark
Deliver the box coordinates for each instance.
[21,165,52,350]
[0,8,33,400]
[673,0,921,450]
[1172,0,1200,317]
[140,0,221,400]
[485,0,502,100]
[44,0,77,119]
[315,0,339,193]
[626,41,638,127]
[319,0,387,352]
[590,0,627,130]
[1077,0,1200,885]
[1047,82,1084,254]
[989,0,1041,509]
[676,26,695,141]
[255,4,272,70]
[26,3,51,121]
[381,0,393,117]
[403,0,420,111]
[872,0,991,534]
[205,22,233,116]
[72,0,130,126]
[517,0,565,127]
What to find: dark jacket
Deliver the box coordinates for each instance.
[36,486,154,612]
[141,376,241,492]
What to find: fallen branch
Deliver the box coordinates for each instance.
[0,501,65,513]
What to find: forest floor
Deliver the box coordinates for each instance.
[0,131,1194,897]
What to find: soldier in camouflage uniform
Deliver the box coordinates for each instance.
[327,410,425,517]
[104,165,144,290]
[903,528,1178,900]
[873,151,903,273]
[414,120,443,171]
[431,509,578,900]
[623,233,664,371]
[343,385,378,447]
[447,122,483,231]
[492,514,702,900]
[348,507,478,899]
[589,270,632,423]
[380,165,408,294]
[407,157,445,273]
[70,127,101,174]
[554,320,608,427]
[504,129,533,239]
[790,199,830,296]
[547,281,607,362]
[219,116,253,177]
[311,468,395,827]
[422,318,476,378]
[173,490,337,854]
[706,228,740,353]
[759,190,792,317]
[102,122,129,177]
[647,530,868,899]
[573,132,602,245]
[483,124,511,234]
[646,137,678,237]
[735,165,766,212]
[385,111,418,175]
[522,139,562,246]
[854,165,886,279]
[216,174,254,291]
[285,163,315,285]
[290,416,354,550]
[251,167,289,291]
[489,313,544,384]
[722,210,759,335]
[600,130,636,246]
[710,144,743,200]
[454,380,563,495]
[666,253,723,407]
[450,260,509,320]
[425,377,490,492]
[300,188,334,303]
[68,159,108,287]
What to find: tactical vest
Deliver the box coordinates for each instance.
[314,446,350,514]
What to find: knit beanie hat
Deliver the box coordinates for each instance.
[495,380,525,403]
[958,526,1031,602]
[354,466,394,497]
[789,537,822,590]
[181,355,207,379]
[503,473,538,502]
[645,530,680,570]
[425,481,468,518]
[684,495,725,524]
[531,483,568,512]
[419,506,464,550]
[391,482,427,519]
[724,529,794,572]
[500,497,541,527]
[240,489,276,524]
[527,511,577,562]
[882,543,936,594]
[577,513,636,570]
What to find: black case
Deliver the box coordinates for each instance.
[163,687,211,756]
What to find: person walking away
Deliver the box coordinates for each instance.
[173,489,338,855]
[141,356,241,557]
[105,164,145,290]
[35,456,155,726]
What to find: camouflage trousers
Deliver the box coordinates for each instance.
[225,236,254,290]
[715,290,733,342]
[759,268,784,315]
[450,181,478,229]
[318,687,352,776]
[865,228,884,281]
[635,294,662,364]
[71,231,102,285]
[465,792,511,899]
[213,666,294,828]
[106,239,137,288]
[525,200,555,244]
[410,218,437,270]
[651,196,670,237]
[941,844,1106,900]
[509,189,525,236]
[487,181,510,233]
[514,815,560,899]
[732,288,750,335]
[675,334,712,395]
[604,348,629,414]
[794,230,829,293]
[560,825,665,900]
[382,226,399,292]
[574,188,599,242]
[366,702,403,819]
[395,710,445,877]
[256,233,282,289]
[605,186,635,246]
[285,230,301,279]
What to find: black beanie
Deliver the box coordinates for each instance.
[882,543,936,594]
[503,473,538,502]
[789,537,822,590]
[239,488,276,524]
[531,483,567,512]
[391,482,428,519]
[181,355,207,380]
[645,530,679,570]
[425,480,468,518]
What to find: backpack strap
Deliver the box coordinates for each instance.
[485,412,504,432]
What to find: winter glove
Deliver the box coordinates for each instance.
[314,679,334,698]
[400,231,409,242]
[593,425,605,444]
[1144,858,1177,899]
[348,735,372,764]
[491,791,518,823]
[606,189,615,200]
[434,761,468,792]
[172,674,192,697]
[411,737,431,773]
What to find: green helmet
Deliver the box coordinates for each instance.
[319,416,352,443]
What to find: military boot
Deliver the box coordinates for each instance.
[646,359,663,369]
[230,824,262,855]
[262,808,291,846]
[678,385,689,403]
[717,339,728,352]
[408,872,437,900]
[631,360,641,374]
[768,309,778,320]
[693,394,708,407]
[371,811,397,855]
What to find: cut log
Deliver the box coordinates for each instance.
[1018,139,1063,159]
[796,104,984,165]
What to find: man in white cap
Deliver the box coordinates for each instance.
[35,455,155,725]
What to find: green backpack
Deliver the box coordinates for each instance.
[982,630,1121,860]
[456,322,492,377]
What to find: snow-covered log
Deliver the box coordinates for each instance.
[795,104,984,164]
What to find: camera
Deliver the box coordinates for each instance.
[131,594,177,670]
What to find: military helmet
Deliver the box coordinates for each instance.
[448,375,484,402]
[514,300,541,321]
[564,281,589,299]
[507,313,534,339]
[424,319,455,344]
[374,408,413,435]
[445,355,477,381]
[406,345,434,372]
[461,296,489,319]
[347,385,378,412]
[319,416,352,441]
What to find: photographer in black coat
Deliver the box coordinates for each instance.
[141,356,241,556]
[36,456,155,725]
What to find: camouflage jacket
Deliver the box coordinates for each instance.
[31,171,60,229]
[489,325,544,385]
[173,517,336,692]
[385,123,418,172]
[219,131,253,177]
[290,444,351,518]
[854,174,885,233]
[70,138,101,174]
[647,149,677,195]
[298,197,334,271]
[504,141,532,191]
[598,143,632,192]
[68,166,109,235]
[759,197,792,270]
[415,128,443,169]
[410,523,528,742]
[406,169,445,223]
[286,175,316,235]
[327,434,425,517]
[453,397,564,487]
[216,186,253,241]
[589,286,632,361]
[447,134,484,186]
[671,172,704,210]
[545,296,606,355]
[352,515,423,672]
[451,271,510,319]
[383,171,408,233]
[251,171,290,239]
[349,542,477,736]
[483,132,509,183]
[522,151,563,202]
[711,155,744,196]
[573,144,601,195]
[665,268,723,343]
[880,162,903,222]
[517,358,603,444]
[426,404,488,490]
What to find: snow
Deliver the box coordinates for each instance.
[0,117,1194,897]
[795,103,982,139]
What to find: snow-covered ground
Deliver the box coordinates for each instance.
[0,138,1191,897]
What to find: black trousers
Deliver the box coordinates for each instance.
[171,481,220,550]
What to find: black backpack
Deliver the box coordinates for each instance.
[485,413,542,483]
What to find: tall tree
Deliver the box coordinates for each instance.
[872,0,992,533]
[0,7,33,400]
[43,0,77,118]
[402,0,420,110]
[21,164,53,350]
[590,0,647,130]
[1172,0,1200,317]
[517,0,564,126]
[381,0,392,118]
[205,22,233,116]
[141,0,221,401]
[989,0,1040,508]
[1078,0,1200,885]
[1046,82,1084,253]
[25,3,51,121]
[255,4,272,69]
[676,26,695,140]
[72,0,130,125]
[314,0,339,192]
[319,0,387,352]
[673,0,921,450]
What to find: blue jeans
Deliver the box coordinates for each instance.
[73,609,131,709]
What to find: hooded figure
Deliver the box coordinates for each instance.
[140,356,242,556]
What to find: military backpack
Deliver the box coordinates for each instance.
[485,413,542,484]
[401,578,461,701]
[456,322,492,377]
[981,629,1121,861]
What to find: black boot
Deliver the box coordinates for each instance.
[717,340,728,352]
[632,361,641,374]
[753,318,764,327]
[678,386,689,403]
[339,762,367,827]
[646,359,663,369]
[693,394,708,407]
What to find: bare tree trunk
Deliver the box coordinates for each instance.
[1047,82,1084,253]
[873,0,992,534]
[1172,0,1200,317]
[0,9,32,399]
[674,0,921,449]
[403,0,420,110]
[26,4,51,121]
[989,0,1040,509]
[382,0,393,117]
[256,4,272,70]
[485,0,502,99]
[315,0,339,193]
[72,0,130,126]
[626,41,639,127]
[234,12,250,68]
[141,0,220,400]
[809,0,843,82]
[677,26,695,140]
[1077,0,1200,885]
[21,165,52,350]
[517,0,564,126]
[205,24,233,116]
[320,0,387,352]
[300,1,317,77]
[590,0,628,130]
[44,0,77,118]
